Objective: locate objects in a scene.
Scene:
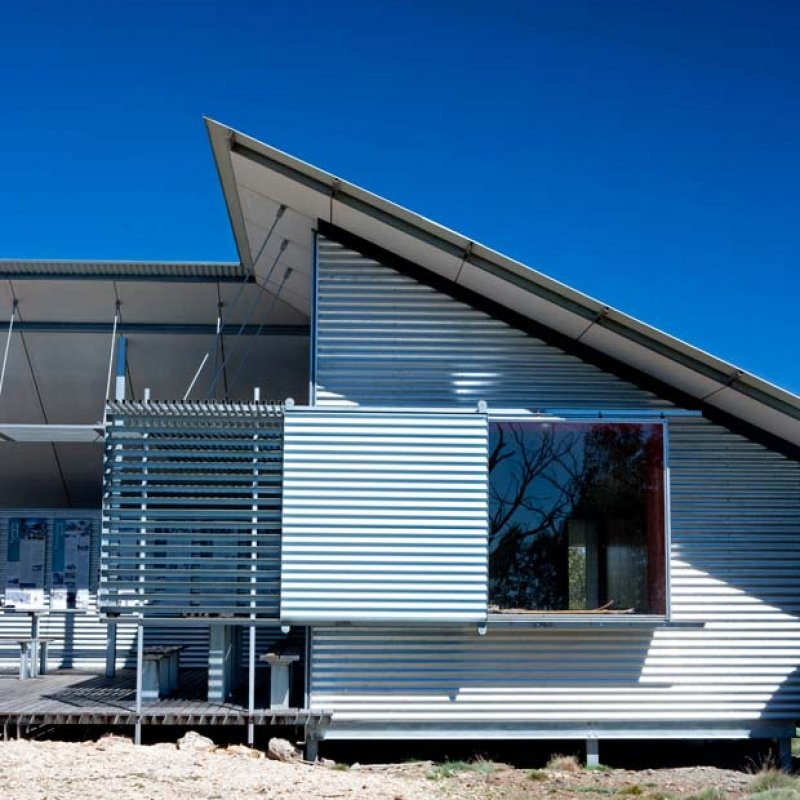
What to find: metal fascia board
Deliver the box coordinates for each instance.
[204,118,255,273]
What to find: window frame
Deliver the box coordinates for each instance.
[485,415,672,626]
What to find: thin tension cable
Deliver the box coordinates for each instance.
[0,299,18,399]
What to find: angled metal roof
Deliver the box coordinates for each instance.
[205,117,800,451]
[0,259,250,282]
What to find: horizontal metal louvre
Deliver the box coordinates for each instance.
[101,401,283,619]
[309,419,800,735]
[281,409,489,624]
[315,237,671,411]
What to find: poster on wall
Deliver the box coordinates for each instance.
[4,518,48,610]
[51,519,92,610]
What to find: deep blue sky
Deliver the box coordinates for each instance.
[1,1,798,393]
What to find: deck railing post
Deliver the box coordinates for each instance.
[105,619,117,678]
[248,386,260,746]
[134,392,148,746]
[134,622,143,745]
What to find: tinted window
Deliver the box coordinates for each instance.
[489,421,665,614]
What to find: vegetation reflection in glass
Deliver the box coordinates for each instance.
[488,421,665,614]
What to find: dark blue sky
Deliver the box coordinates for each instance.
[1,1,798,393]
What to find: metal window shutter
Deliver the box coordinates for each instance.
[280,408,489,624]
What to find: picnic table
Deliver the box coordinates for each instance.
[260,643,301,710]
[0,635,60,679]
[0,610,67,678]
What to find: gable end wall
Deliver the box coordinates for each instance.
[310,234,800,737]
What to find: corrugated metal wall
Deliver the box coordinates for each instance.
[309,234,800,738]
[281,409,488,624]
[309,415,800,737]
[0,509,136,670]
[315,237,672,411]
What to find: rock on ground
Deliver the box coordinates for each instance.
[176,731,216,752]
[267,736,303,762]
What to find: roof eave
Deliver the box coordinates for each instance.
[205,118,800,450]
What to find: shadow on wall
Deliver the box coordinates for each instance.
[645,556,800,729]
[311,559,800,731]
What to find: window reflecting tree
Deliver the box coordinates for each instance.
[488,422,665,614]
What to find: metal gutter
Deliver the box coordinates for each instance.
[0,260,249,282]
[8,321,309,336]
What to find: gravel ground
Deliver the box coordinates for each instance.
[0,737,438,800]
[0,736,770,800]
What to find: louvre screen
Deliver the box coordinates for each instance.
[101,401,283,619]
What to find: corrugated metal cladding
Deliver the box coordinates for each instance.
[315,237,672,410]
[310,236,800,735]
[310,418,800,737]
[0,509,136,670]
[281,409,488,624]
[102,401,283,620]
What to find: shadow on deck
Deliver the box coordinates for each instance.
[0,669,327,728]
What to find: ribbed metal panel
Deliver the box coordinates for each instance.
[281,408,488,624]
[309,421,800,736]
[101,401,283,619]
[315,237,672,411]
[0,509,136,670]
[669,418,800,623]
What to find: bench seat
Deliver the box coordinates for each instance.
[141,645,182,702]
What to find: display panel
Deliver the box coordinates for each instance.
[4,517,48,610]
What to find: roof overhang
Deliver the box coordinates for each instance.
[0,260,250,282]
[206,118,800,452]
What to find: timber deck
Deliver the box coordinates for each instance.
[0,669,327,727]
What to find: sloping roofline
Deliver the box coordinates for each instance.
[205,117,800,452]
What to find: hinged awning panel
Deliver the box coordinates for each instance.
[280,408,489,624]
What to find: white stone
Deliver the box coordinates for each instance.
[177,731,216,752]
[267,737,302,762]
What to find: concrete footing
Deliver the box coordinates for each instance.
[586,738,600,768]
